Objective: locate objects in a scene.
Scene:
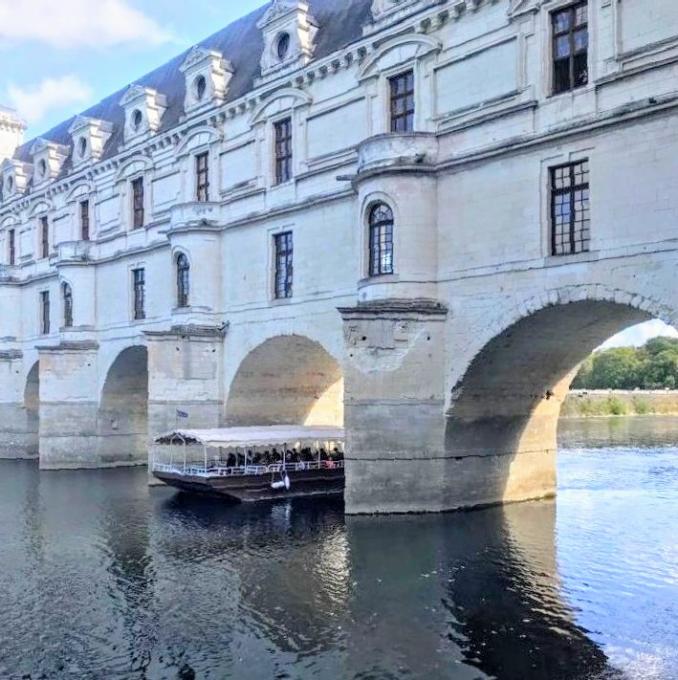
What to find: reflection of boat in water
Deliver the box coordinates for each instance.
[152,426,345,503]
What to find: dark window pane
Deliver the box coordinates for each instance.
[552,2,588,93]
[389,71,415,133]
[368,203,395,277]
[274,118,293,185]
[550,159,591,256]
[274,232,293,299]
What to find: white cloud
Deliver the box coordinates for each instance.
[601,320,678,350]
[0,0,172,49]
[7,76,93,125]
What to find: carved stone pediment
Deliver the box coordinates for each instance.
[180,46,234,115]
[68,115,114,167]
[119,85,167,143]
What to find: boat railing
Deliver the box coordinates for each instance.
[153,460,345,478]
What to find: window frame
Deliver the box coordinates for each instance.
[551,1,589,95]
[368,202,395,278]
[176,253,190,308]
[195,152,210,202]
[389,70,416,133]
[132,267,146,321]
[549,158,591,257]
[273,231,294,300]
[274,117,293,185]
[40,290,50,336]
[80,199,90,241]
[131,177,145,230]
[62,282,73,329]
[40,216,50,260]
[8,228,15,266]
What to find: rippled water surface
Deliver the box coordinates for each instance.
[0,417,676,680]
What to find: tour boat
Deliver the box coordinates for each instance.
[152,425,345,502]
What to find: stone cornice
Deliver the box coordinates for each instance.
[339,298,448,319]
[35,340,99,353]
[144,323,229,339]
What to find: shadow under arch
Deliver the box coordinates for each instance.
[97,346,149,467]
[24,361,40,459]
[225,334,343,427]
[444,298,668,508]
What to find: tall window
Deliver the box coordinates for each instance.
[369,203,395,277]
[132,268,146,320]
[274,232,293,300]
[552,2,588,94]
[40,291,50,335]
[274,118,293,185]
[132,177,145,229]
[80,200,90,241]
[40,216,49,259]
[196,152,210,202]
[8,228,15,265]
[62,283,73,328]
[176,253,190,308]
[550,159,590,256]
[390,70,415,133]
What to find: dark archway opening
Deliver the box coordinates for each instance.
[98,346,149,466]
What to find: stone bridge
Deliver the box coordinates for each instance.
[0,0,676,513]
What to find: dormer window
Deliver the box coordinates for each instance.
[119,85,167,143]
[1,159,31,197]
[180,46,233,116]
[257,1,319,81]
[30,138,68,186]
[68,116,113,167]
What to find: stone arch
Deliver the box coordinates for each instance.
[24,361,40,458]
[97,346,149,466]
[444,284,677,508]
[225,334,343,427]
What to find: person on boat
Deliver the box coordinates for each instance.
[227,452,236,468]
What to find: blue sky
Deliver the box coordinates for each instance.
[0,0,265,137]
[1,0,675,349]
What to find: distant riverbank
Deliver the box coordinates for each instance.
[563,390,678,418]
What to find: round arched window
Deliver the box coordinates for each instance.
[7,176,13,192]
[38,159,47,178]
[176,253,190,308]
[78,137,88,158]
[194,75,207,101]
[277,32,290,61]
[132,109,143,131]
[368,203,394,277]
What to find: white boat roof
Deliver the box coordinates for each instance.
[154,425,345,448]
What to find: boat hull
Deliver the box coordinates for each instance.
[153,467,345,502]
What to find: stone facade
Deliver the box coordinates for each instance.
[0,0,677,513]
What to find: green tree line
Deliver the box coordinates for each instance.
[572,337,678,390]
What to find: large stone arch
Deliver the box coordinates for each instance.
[97,346,149,466]
[225,334,343,427]
[443,284,677,509]
[23,361,40,459]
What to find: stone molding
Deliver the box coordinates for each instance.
[339,298,448,320]
[144,323,229,340]
[35,341,99,353]
[0,349,23,360]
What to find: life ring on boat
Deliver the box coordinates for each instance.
[271,474,291,491]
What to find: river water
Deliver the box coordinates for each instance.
[0,416,676,680]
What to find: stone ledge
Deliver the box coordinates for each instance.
[145,323,229,339]
[35,341,99,353]
[339,298,448,320]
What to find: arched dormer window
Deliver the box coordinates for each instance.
[62,283,73,328]
[176,253,190,308]
[368,203,394,277]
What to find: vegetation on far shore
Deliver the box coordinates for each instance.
[572,337,678,391]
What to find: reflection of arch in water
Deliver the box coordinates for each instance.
[342,503,612,679]
[444,292,676,508]
[97,346,149,466]
[24,362,40,459]
[225,334,343,427]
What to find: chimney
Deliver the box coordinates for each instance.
[0,106,27,163]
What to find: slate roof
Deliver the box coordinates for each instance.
[13,0,373,168]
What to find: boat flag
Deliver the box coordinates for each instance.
[176,409,189,419]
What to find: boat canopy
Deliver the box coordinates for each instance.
[154,425,345,449]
